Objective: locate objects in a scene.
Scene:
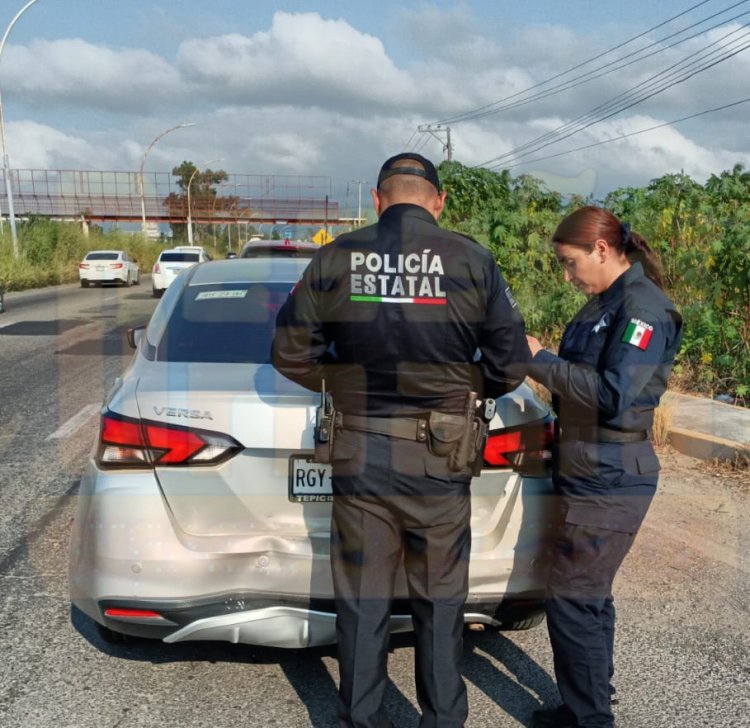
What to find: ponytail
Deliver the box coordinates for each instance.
[622,227,664,289]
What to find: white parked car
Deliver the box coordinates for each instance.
[79,250,140,288]
[151,248,209,297]
[69,257,557,647]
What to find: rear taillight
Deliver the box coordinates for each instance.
[483,417,555,476]
[104,608,162,619]
[97,411,242,468]
[112,263,123,269]
[153,263,161,274]
[79,262,89,269]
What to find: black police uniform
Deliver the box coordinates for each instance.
[272,202,529,728]
[527,262,683,728]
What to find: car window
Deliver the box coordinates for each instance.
[240,246,318,259]
[159,252,200,263]
[155,282,294,363]
[86,252,119,261]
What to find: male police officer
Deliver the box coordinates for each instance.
[272,153,530,728]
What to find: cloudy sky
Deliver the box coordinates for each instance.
[2,0,749,205]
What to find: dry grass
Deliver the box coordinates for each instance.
[652,398,675,448]
[696,451,750,486]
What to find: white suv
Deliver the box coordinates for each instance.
[151,248,209,297]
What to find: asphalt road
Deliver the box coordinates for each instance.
[0,282,748,727]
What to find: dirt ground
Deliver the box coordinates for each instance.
[618,446,750,634]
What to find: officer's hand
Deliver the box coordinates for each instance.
[526,335,545,357]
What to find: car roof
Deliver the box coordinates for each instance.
[187,257,311,285]
[85,249,124,255]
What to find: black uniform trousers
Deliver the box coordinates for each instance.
[330,428,472,728]
[546,439,658,728]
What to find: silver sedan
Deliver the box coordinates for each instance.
[69,257,556,647]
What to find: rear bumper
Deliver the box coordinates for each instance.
[78,592,544,647]
[162,606,410,647]
[152,270,186,290]
[80,270,128,283]
[69,463,553,647]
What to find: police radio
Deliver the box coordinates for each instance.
[314,379,336,464]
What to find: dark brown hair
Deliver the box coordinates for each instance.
[552,205,664,289]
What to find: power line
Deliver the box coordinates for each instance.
[479,23,750,168]
[402,129,419,151]
[434,0,735,125]
[447,3,750,124]
[499,96,750,169]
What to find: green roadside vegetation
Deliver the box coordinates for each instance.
[0,219,162,291]
[437,161,749,404]
[1,161,748,403]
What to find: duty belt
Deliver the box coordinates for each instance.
[560,425,650,444]
[341,414,428,442]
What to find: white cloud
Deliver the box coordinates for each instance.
[0,9,746,199]
[177,12,416,110]
[4,39,181,111]
[7,121,121,169]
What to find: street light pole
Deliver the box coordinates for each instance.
[350,179,364,227]
[139,121,195,238]
[0,0,40,258]
[186,158,222,246]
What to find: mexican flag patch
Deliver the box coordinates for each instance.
[622,318,653,349]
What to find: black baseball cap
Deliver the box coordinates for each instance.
[377,152,442,192]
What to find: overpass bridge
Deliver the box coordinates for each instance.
[0,169,344,230]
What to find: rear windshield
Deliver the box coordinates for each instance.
[159,252,200,263]
[156,282,295,363]
[240,245,317,259]
[86,252,119,261]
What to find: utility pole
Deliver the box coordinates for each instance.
[417,124,453,161]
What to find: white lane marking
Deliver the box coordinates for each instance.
[45,403,101,440]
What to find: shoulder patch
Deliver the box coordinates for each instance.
[504,286,518,309]
[622,318,653,349]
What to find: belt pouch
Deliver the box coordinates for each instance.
[427,411,467,457]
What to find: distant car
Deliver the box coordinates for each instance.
[226,251,238,259]
[78,250,140,288]
[239,239,320,258]
[69,256,557,648]
[151,248,209,297]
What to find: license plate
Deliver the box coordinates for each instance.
[288,454,333,503]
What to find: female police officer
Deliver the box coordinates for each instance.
[525,206,683,728]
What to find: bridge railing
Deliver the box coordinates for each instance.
[0,169,339,224]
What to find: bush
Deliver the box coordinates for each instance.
[0,222,164,291]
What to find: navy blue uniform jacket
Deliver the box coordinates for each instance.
[528,262,683,434]
[272,203,530,417]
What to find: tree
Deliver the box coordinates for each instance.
[164,161,235,242]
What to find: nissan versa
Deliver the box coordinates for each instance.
[69,256,556,647]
